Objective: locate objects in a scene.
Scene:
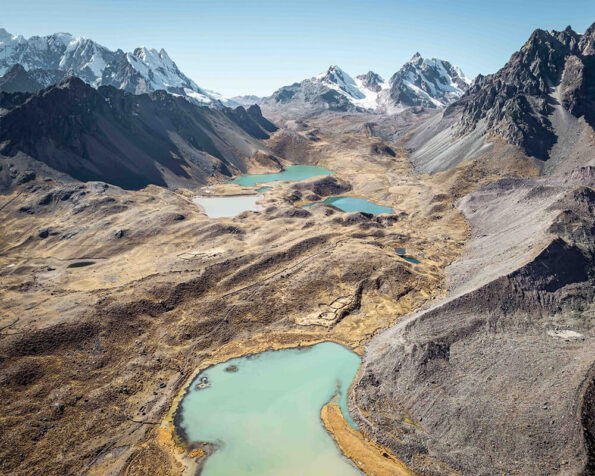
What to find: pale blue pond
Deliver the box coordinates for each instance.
[256,186,272,192]
[178,342,362,476]
[304,196,393,215]
[229,165,332,187]
[193,195,261,218]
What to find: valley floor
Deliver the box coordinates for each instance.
[1,111,591,476]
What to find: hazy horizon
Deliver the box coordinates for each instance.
[2,0,594,97]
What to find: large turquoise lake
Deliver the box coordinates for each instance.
[304,196,393,215]
[178,342,362,475]
[229,165,332,187]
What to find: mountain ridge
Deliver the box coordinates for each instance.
[0,77,277,190]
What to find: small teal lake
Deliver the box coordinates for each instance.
[178,342,362,476]
[193,195,261,218]
[402,256,421,264]
[304,196,393,215]
[229,165,332,187]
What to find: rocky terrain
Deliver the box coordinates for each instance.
[0,64,65,93]
[352,167,595,475]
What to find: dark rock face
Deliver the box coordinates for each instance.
[452,23,595,160]
[0,78,272,190]
[356,71,384,93]
[0,64,43,93]
[246,105,278,133]
[0,64,67,94]
[222,104,278,139]
[352,173,595,475]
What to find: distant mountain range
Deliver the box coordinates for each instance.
[0,27,472,115]
[0,28,239,107]
[260,55,471,117]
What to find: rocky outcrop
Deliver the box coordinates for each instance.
[222,104,278,139]
[352,169,595,475]
[356,71,384,93]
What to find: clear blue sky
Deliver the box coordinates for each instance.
[2,0,594,97]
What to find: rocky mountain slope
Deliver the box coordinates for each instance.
[261,56,470,119]
[407,23,595,175]
[0,27,235,106]
[352,167,595,475]
[0,77,277,190]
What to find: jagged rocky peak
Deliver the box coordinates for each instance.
[579,22,595,54]
[355,71,384,92]
[454,22,595,161]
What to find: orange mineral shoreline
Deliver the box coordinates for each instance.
[321,403,416,476]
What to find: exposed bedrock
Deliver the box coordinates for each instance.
[352,169,595,475]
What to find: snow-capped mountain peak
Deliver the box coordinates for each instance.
[384,53,472,112]
[264,56,472,116]
[408,52,423,64]
[0,27,235,107]
[316,65,365,100]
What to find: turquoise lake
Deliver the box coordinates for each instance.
[229,165,332,186]
[193,195,261,218]
[304,196,393,215]
[178,342,362,476]
[402,256,421,264]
